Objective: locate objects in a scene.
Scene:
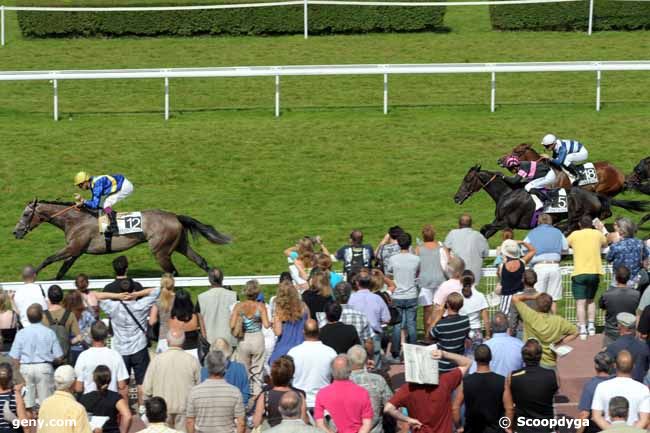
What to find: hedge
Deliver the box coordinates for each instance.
[16,0,447,37]
[489,0,650,31]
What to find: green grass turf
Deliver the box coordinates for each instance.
[0,6,649,283]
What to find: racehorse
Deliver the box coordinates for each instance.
[497,143,626,197]
[13,200,232,279]
[453,165,649,238]
[627,157,650,225]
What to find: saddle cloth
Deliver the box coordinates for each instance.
[562,162,598,186]
[98,211,143,235]
[531,188,568,214]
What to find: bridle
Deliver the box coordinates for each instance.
[23,201,79,233]
[459,170,498,202]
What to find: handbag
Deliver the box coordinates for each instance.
[231,312,244,339]
[197,334,211,364]
[378,291,401,326]
[146,321,160,343]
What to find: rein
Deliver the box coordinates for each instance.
[49,204,80,219]
[477,173,498,191]
[25,203,79,232]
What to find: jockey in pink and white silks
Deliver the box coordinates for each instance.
[541,133,589,185]
[502,156,553,202]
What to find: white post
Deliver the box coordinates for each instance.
[275,75,280,117]
[303,0,308,39]
[588,0,594,35]
[596,70,601,112]
[164,77,170,120]
[490,72,496,113]
[383,73,388,115]
[53,79,59,121]
[1,6,6,47]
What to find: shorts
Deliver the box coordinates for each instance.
[571,274,600,300]
[122,347,150,385]
[534,263,563,301]
[418,287,436,307]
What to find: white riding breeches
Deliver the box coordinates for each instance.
[103,178,134,209]
[562,147,588,167]
[525,170,557,191]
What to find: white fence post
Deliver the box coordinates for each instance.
[164,77,170,120]
[490,71,496,112]
[303,0,308,39]
[53,79,59,121]
[596,69,601,112]
[383,73,388,115]
[588,0,594,35]
[1,5,6,47]
[275,75,280,117]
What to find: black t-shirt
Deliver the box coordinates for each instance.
[301,291,330,320]
[638,305,650,350]
[320,322,361,354]
[463,372,506,433]
[79,390,122,433]
[103,277,144,294]
[510,366,558,433]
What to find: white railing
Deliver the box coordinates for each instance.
[0,0,602,47]
[1,60,649,119]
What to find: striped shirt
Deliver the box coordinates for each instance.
[431,314,470,373]
[0,390,17,432]
[186,379,244,433]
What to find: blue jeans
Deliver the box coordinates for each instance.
[391,297,418,357]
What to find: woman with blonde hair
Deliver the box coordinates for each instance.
[269,281,309,364]
[0,290,18,354]
[148,273,176,353]
[285,236,332,291]
[231,280,270,397]
[302,270,332,320]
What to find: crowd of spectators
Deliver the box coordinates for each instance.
[0,212,649,433]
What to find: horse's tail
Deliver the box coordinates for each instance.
[607,197,650,213]
[177,215,232,244]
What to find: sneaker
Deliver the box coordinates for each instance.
[385,354,403,365]
[588,323,596,336]
[579,325,588,341]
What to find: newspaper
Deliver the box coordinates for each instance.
[403,343,439,385]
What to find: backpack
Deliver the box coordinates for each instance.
[345,246,371,278]
[44,309,71,359]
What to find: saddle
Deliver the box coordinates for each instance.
[99,211,143,252]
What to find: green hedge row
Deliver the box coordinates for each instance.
[16,0,447,37]
[489,0,650,31]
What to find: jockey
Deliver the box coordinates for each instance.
[73,172,134,234]
[541,134,589,183]
[502,155,554,202]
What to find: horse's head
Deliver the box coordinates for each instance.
[454,165,484,204]
[626,157,650,187]
[13,199,44,239]
[497,143,537,167]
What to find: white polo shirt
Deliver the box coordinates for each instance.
[592,376,650,425]
[74,346,130,393]
[12,283,48,326]
[288,340,337,407]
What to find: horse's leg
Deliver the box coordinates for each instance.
[154,251,178,276]
[35,247,75,276]
[176,240,210,273]
[480,220,506,239]
[55,255,80,280]
[640,213,650,226]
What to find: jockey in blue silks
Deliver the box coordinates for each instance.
[73,172,134,234]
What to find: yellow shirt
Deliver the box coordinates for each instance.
[37,391,92,433]
[567,228,607,276]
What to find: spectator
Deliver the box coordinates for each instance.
[459,270,490,350]
[103,255,144,293]
[253,356,308,429]
[493,228,515,267]
[9,304,62,411]
[638,304,650,354]
[315,253,344,290]
[432,256,465,326]
[606,217,649,290]
[568,215,608,340]
[511,269,540,339]
[348,345,393,433]
[269,281,309,364]
[148,273,176,353]
[11,265,48,327]
[314,355,373,433]
[600,397,647,433]
[599,267,640,346]
[266,391,321,433]
[285,237,331,292]
[431,292,470,373]
[606,312,649,383]
[196,267,237,348]
[335,230,375,281]
[0,289,18,354]
[452,344,505,433]
[375,226,404,272]
[0,363,26,432]
[512,292,578,369]
[320,302,361,354]
[62,290,96,366]
[205,339,250,407]
[169,289,202,358]
[576,351,614,433]
[524,213,568,313]
[416,224,447,338]
[143,329,200,430]
[386,232,420,363]
[186,350,245,433]
[78,365,132,433]
[230,280,269,397]
[349,272,390,368]
[74,321,129,399]
[384,348,471,432]
[591,350,650,430]
[496,239,536,327]
[287,319,337,410]
[474,312,523,377]
[43,284,83,363]
[98,284,160,410]
[444,213,489,285]
[139,397,183,433]
[74,273,98,319]
[38,365,93,433]
[503,339,558,433]
[302,270,332,321]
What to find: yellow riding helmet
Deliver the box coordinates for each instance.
[73,171,90,186]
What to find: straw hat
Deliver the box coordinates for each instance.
[501,239,521,259]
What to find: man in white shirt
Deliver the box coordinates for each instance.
[74,321,129,400]
[11,266,48,326]
[592,350,650,430]
[287,319,337,410]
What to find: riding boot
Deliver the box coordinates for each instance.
[565,164,581,185]
[530,188,551,205]
[108,211,119,236]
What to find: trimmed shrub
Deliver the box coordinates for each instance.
[16,0,447,37]
[489,0,650,31]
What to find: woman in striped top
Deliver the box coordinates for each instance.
[0,362,26,433]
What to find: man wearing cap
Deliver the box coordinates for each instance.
[599,266,641,347]
[38,365,93,433]
[606,312,649,383]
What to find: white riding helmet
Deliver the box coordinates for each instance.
[541,133,558,147]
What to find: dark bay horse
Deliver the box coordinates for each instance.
[13,200,232,279]
[453,165,649,237]
[497,143,626,197]
[627,157,650,225]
